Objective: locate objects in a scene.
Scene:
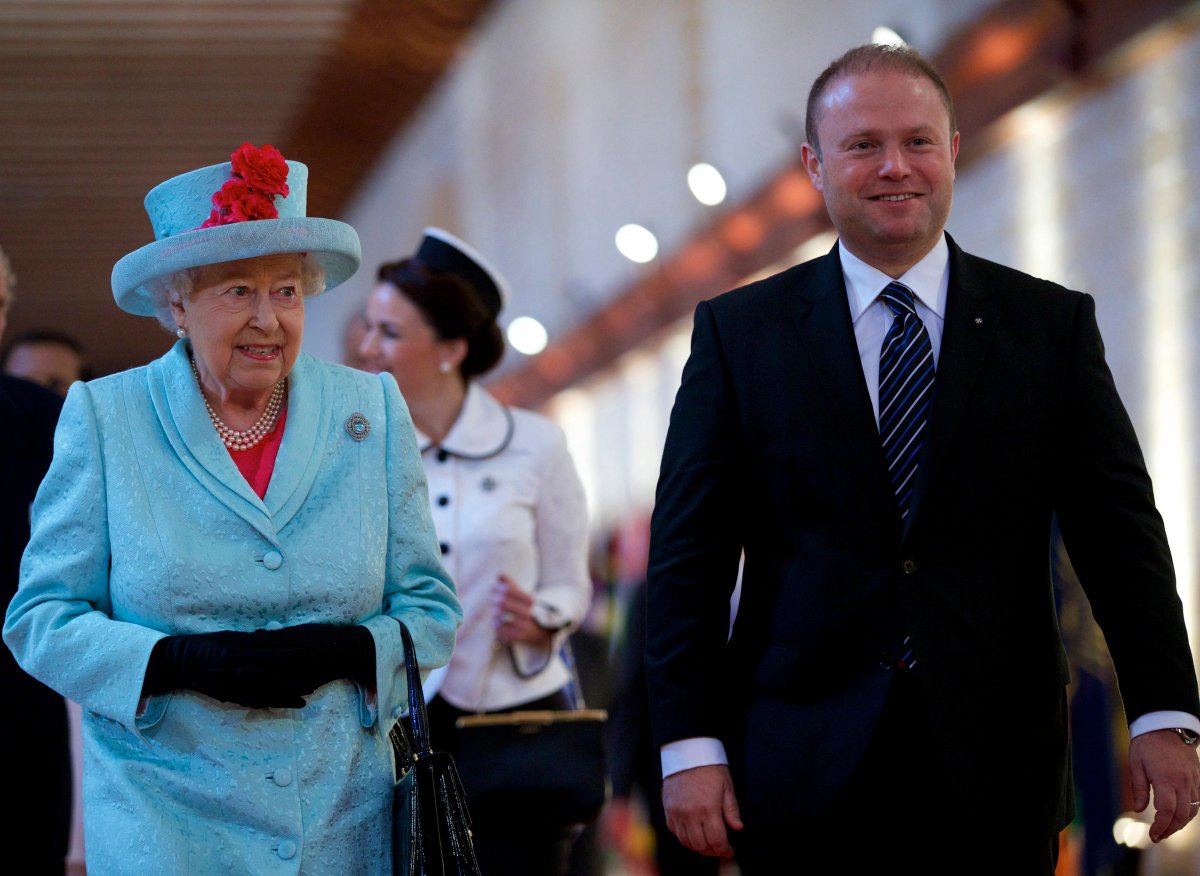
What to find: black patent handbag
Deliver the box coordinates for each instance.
[451,641,608,826]
[390,621,481,876]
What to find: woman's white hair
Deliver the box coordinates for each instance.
[147,255,327,331]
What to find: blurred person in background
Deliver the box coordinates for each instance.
[0,243,71,874]
[599,517,720,876]
[2,329,89,396]
[607,575,720,876]
[358,228,592,876]
[4,144,462,873]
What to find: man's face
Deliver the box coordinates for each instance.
[4,340,84,396]
[802,70,959,276]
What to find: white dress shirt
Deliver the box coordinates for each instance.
[661,236,1197,778]
[420,383,592,712]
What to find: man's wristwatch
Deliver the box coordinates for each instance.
[1172,728,1199,746]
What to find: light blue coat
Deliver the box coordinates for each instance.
[4,340,462,875]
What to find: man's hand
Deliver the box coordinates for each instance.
[1130,729,1200,842]
[662,764,743,858]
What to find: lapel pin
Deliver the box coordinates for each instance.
[481,476,497,492]
[973,317,984,326]
[345,413,371,441]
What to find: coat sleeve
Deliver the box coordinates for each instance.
[1053,293,1200,722]
[645,300,746,748]
[511,422,592,673]
[3,382,166,731]
[361,372,463,731]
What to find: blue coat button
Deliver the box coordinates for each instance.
[263,551,284,570]
[271,768,292,787]
[276,840,297,860]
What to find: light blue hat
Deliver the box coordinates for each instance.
[112,152,361,317]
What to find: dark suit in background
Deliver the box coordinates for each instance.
[0,373,68,872]
[608,580,719,875]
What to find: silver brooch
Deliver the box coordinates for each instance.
[345,413,371,441]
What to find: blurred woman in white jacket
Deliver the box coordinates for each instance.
[358,228,593,876]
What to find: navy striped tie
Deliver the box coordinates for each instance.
[879,281,935,520]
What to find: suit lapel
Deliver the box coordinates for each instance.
[904,236,999,536]
[786,245,896,519]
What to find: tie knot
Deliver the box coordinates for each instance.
[880,281,917,317]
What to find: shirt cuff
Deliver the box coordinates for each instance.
[1129,711,1200,738]
[661,736,729,779]
[531,600,569,631]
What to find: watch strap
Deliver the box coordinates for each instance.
[1172,727,1199,746]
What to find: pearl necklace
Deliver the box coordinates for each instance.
[190,357,286,451]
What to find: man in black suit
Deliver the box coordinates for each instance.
[645,44,1200,873]
[0,245,70,872]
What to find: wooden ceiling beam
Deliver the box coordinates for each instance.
[282,0,499,218]
[0,0,495,377]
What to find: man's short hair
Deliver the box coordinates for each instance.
[805,43,957,160]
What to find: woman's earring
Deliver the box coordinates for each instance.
[176,327,188,339]
[439,361,452,374]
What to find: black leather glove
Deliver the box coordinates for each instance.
[144,624,376,708]
[143,630,316,708]
[244,623,377,691]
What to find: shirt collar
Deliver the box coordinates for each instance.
[840,234,950,325]
[417,382,514,459]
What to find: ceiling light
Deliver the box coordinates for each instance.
[615,224,659,263]
[872,26,906,46]
[506,316,549,355]
[687,162,727,206]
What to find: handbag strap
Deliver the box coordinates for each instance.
[396,619,434,757]
[473,636,577,713]
[479,637,588,712]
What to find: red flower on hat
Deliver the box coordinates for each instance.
[230,142,290,198]
[198,143,290,229]
[211,179,278,222]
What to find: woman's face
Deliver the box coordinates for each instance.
[171,253,306,403]
[359,283,460,399]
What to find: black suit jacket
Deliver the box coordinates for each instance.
[0,373,70,859]
[645,235,1199,833]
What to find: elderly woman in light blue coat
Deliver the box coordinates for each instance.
[3,144,462,874]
